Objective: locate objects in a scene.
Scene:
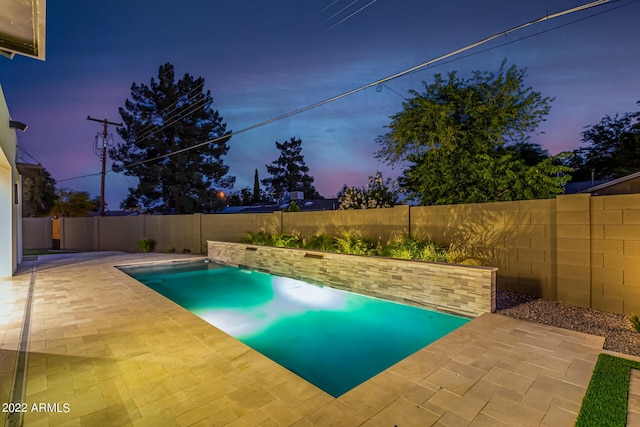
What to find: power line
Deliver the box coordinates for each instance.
[321,0,360,25]
[132,95,208,144]
[324,0,377,32]
[133,82,205,139]
[57,0,630,183]
[16,144,43,165]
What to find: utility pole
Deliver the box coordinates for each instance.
[87,116,122,216]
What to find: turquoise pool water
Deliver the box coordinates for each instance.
[119,261,469,397]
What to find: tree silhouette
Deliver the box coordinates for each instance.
[110,62,235,213]
[262,137,322,200]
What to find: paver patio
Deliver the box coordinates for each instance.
[0,252,628,426]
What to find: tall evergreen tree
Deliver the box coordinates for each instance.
[252,168,261,203]
[262,137,322,200]
[110,63,235,213]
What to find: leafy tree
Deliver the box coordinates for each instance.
[571,105,640,181]
[338,172,400,210]
[110,62,235,214]
[227,187,253,206]
[49,188,96,217]
[22,168,56,217]
[262,137,322,200]
[376,61,572,205]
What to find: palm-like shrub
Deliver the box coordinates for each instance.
[333,232,377,255]
[382,235,451,262]
[304,233,334,251]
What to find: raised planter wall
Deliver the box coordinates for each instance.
[208,241,497,317]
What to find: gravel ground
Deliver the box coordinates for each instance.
[496,290,640,357]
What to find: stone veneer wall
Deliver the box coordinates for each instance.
[208,241,497,317]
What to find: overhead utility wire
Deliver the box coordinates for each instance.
[133,82,205,138]
[324,0,377,32]
[316,0,340,15]
[321,0,360,24]
[57,0,619,182]
[133,95,207,144]
[402,0,639,79]
[123,0,613,169]
[16,144,43,165]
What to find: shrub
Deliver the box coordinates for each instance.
[271,233,303,248]
[304,233,334,251]
[243,230,273,245]
[333,232,377,255]
[240,231,455,262]
[167,246,175,253]
[284,201,300,212]
[136,238,156,253]
[381,235,422,259]
[631,313,640,333]
[381,235,452,262]
[182,248,191,254]
[418,240,452,263]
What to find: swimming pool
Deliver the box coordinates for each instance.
[119,260,470,397]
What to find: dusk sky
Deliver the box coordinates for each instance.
[1,0,639,209]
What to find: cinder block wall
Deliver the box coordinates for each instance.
[98,216,145,252]
[208,241,496,317]
[589,195,640,314]
[60,217,98,251]
[22,217,51,249]
[27,193,640,314]
[282,205,409,243]
[201,212,281,243]
[410,199,556,300]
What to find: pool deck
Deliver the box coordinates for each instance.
[0,251,630,426]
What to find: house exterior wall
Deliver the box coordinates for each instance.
[0,84,22,277]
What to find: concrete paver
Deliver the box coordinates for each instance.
[0,252,613,425]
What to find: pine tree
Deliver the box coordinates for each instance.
[262,137,322,200]
[110,63,235,213]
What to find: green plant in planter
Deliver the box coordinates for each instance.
[182,248,191,254]
[631,313,640,333]
[243,230,273,245]
[271,233,303,248]
[136,238,156,253]
[200,243,208,255]
[167,246,175,253]
[304,233,334,251]
[333,231,377,255]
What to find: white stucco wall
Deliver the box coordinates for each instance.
[0,84,22,277]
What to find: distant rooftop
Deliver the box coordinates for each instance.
[218,198,340,214]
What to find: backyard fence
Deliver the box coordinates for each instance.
[22,193,640,315]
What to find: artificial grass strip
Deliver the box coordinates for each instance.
[575,353,640,427]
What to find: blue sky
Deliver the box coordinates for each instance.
[1,0,639,208]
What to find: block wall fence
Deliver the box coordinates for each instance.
[22,193,640,314]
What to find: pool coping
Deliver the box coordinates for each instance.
[1,252,607,426]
